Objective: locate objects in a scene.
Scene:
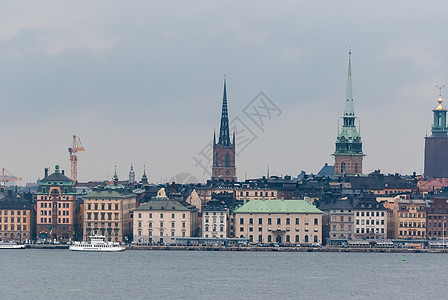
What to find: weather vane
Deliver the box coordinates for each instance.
[436,84,445,97]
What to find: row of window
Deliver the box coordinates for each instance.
[356,211,385,217]
[204,225,225,232]
[239,227,317,233]
[399,230,425,236]
[204,212,225,216]
[39,217,71,223]
[333,225,352,231]
[139,213,187,219]
[1,217,27,223]
[332,216,352,222]
[356,219,385,225]
[0,210,27,216]
[146,222,186,229]
[428,231,447,236]
[40,202,70,208]
[87,222,119,227]
[399,222,426,228]
[239,191,275,197]
[87,203,119,211]
[428,222,447,228]
[399,212,426,218]
[204,216,224,224]
[428,215,448,219]
[0,224,27,231]
[356,228,385,234]
[239,217,318,226]
[87,212,119,221]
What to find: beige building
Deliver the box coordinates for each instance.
[383,198,426,239]
[133,198,199,244]
[234,199,323,244]
[83,181,137,242]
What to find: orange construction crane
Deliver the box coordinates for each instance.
[68,135,85,183]
[1,168,22,187]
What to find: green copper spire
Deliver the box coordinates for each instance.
[344,48,355,117]
[334,48,363,156]
[431,85,448,136]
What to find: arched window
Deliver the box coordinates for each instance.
[249,235,253,242]
[355,162,358,174]
[225,153,230,167]
[341,162,346,174]
[258,235,262,242]
[295,235,299,243]
[267,235,272,242]
[314,235,318,243]
[286,235,290,243]
[304,235,309,243]
[215,153,219,165]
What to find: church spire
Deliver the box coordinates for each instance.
[344,48,355,117]
[218,75,231,146]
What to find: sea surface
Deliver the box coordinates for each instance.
[1,249,447,299]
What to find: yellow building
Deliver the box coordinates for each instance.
[0,190,34,242]
[83,177,137,242]
[384,198,426,239]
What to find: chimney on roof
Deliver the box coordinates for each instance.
[44,168,49,178]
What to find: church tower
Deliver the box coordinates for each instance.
[424,87,448,178]
[212,77,236,182]
[333,49,365,176]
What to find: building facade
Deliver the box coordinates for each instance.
[133,198,199,244]
[426,195,448,239]
[202,199,229,238]
[234,199,323,245]
[353,196,387,240]
[212,78,236,182]
[36,165,77,241]
[384,198,426,239]
[320,199,354,242]
[424,91,448,178]
[0,190,34,242]
[83,178,137,242]
[333,50,364,176]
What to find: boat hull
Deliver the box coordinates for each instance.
[0,244,26,249]
[69,245,125,252]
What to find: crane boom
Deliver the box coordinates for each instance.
[69,135,85,183]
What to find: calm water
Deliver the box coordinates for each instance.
[1,249,447,299]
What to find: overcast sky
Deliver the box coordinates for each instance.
[1,1,448,183]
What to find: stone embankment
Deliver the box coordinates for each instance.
[127,245,448,253]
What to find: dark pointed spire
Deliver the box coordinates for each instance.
[218,75,231,146]
[213,129,216,145]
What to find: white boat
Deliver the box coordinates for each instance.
[0,241,26,249]
[69,234,126,252]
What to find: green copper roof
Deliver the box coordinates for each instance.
[135,198,190,211]
[234,199,323,214]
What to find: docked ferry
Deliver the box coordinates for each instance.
[69,235,126,252]
[0,241,26,249]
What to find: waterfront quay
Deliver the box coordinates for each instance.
[126,245,448,253]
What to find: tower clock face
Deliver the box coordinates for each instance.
[226,170,230,175]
